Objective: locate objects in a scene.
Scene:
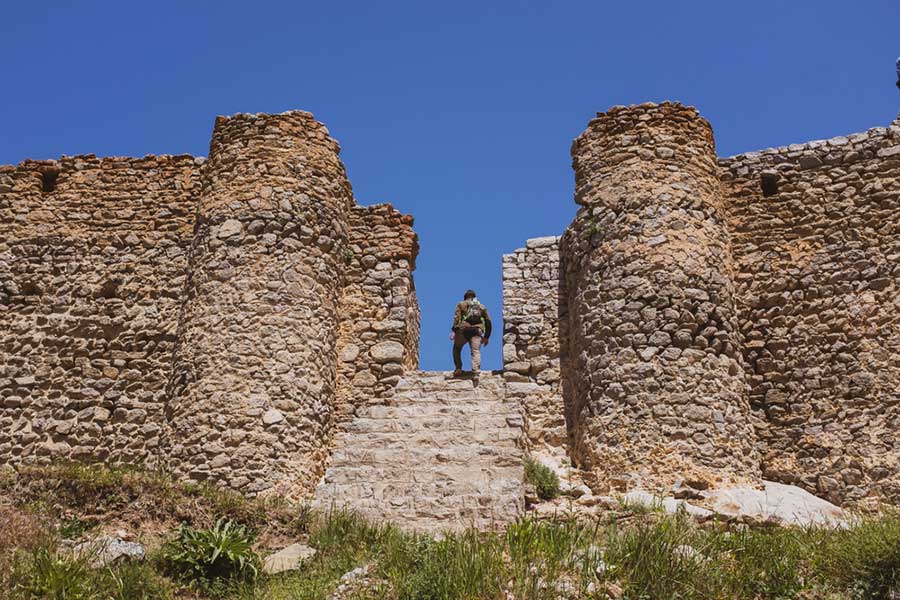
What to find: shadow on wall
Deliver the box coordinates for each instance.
[557,256,577,466]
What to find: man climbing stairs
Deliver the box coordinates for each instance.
[314,371,524,533]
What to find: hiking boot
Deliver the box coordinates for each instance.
[452,369,464,377]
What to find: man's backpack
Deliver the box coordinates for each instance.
[463,300,485,325]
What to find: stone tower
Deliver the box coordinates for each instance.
[560,103,760,491]
[166,111,353,495]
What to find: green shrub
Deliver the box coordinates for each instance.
[161,517,261,590]
[523,457,560,501]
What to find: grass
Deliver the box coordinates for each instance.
[9,546,97,600]
[615,493,666,515]
[58,515,97,540]
[6,546,172,600]
[1,461,311,537]
[287,509,900,600]
[813,511,900,599]
[2,463,900,599]
[0,505,51,580]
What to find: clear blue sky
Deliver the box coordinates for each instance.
[2,1,898,371]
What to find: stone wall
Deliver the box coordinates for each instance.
[501,237,569,464]
[4,103,899,507]
[720,118,900,504]
[166,111,355,496]
[559,103,760,493]
[0,155,199,466]
[335,203,419,425]
[503,103,900,505]
[1,110,420,499]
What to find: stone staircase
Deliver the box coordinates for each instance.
[314,371,525,533]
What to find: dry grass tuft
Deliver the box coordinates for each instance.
[0,503,52,579]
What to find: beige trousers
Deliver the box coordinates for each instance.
[453,328,482,371]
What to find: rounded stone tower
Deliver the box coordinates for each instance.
[560,102,760,492]
[166,111,352,496]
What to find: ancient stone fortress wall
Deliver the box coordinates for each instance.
[3,102,897,509]
[560,104,760,492]
[504,102,900,505]
[166,112,357,495]
[720,118,900,504]
[335,204,419,425]
[0,110,419,497]
[0,155,200,466]
[501,237,569,466]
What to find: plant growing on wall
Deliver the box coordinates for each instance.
[523,457,561,501]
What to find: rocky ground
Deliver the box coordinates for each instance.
[527,465,847,528]
[1,462,898,599]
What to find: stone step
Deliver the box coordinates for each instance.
[391,388,505,399]
[319,476,523,499]
[329,433,521,452]
[345,410,522,433]
[314,370,524,533]
[392,387,507,397]
[325,464,522,485]
[357,392,519,410]
[393,372,505,393]
[314,493,521,531]
[326,445,522,466]
[334,428,521,442]
[392,384,505,393]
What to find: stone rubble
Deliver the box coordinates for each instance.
[262,542,317,574]
[71,535,145,568]
[528,479,845,529]
[327,565,379,600]
[702,480,846,527]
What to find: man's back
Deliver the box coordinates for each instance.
[450,291,492,374]
[454,299,490,329]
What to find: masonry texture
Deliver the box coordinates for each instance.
[2,103,899,522]
[1,155,199,466]
[562,104,760,492]
[315,372,523,533]
[501,237,569,468]
[0,111,420,499]
[167,112,357,495]
[504,103,900,506]
[720,124,900,504]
